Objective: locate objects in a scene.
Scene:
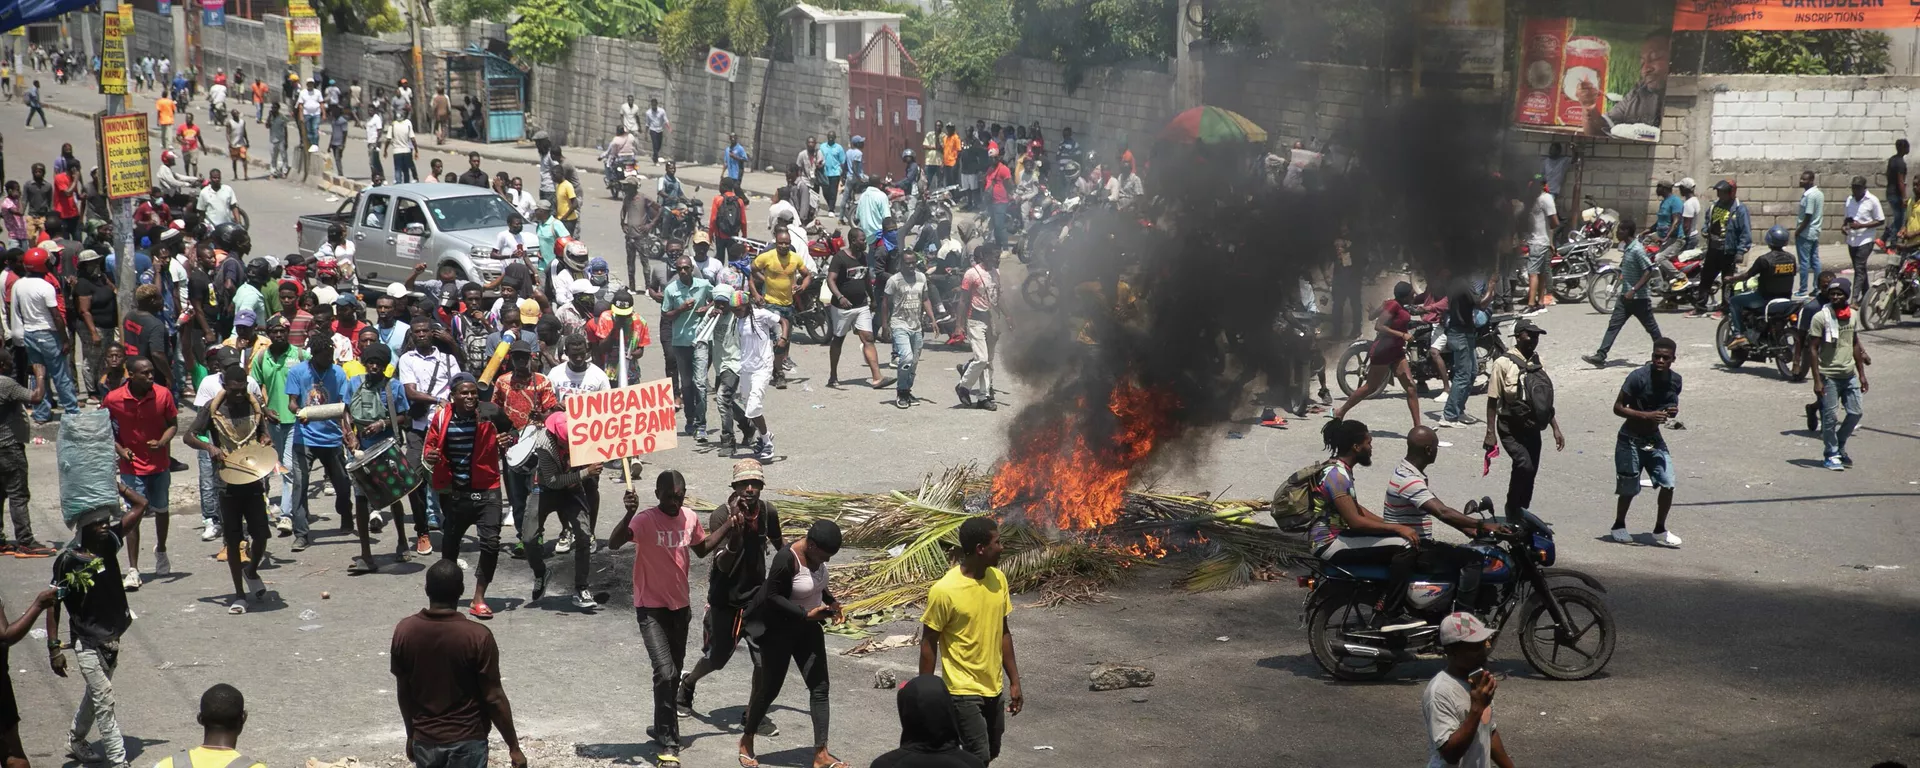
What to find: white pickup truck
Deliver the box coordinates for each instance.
[296,183,521,290]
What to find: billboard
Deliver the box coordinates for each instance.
[1416,0,1506,98]
[97,113,151,199]
[1673,0,1920,31]
[1512,18,1672,143]
[99,8,126,95]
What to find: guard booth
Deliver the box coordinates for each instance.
[438,42,528,143]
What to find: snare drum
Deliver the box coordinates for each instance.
[347,438,423,510]
[504,424,543,469]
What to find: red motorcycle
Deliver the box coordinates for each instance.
[1586,236,1709,314]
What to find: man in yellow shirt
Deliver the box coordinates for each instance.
[919,516,1023,765]
[555,165,581,239]
[157,94,177,149]
[750,228,811,388]
[151,684,266,768]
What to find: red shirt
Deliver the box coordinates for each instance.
[985,163,1013,205]
[105,383,177,475]
[282,309,315,348]
[490,372,557,431]
[51,172,80,219]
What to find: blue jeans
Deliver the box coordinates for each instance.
[1728,291,1767,337]
[118,472,171,518]
[1443,329,1473,421]
[302,114,320,145]
[25,329,79,422]
[1614,433,1674,497]
[988,201,1009,248]
[270,422,296,515]
[1794,236,1820,295]
[197,450,220,529]
[672,344,709,432]
[891,325,924,394]
[1818,373,1863,459]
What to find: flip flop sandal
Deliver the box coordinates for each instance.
[469,603,495,619]
[817,759,851,768]
[735,755,757,768]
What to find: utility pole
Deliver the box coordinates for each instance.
[407,0,424,126]
[101,0,137,323]
[1172,0,1205,112]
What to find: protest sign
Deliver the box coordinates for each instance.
[564,378,679,466]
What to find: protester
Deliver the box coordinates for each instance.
[282,334,354,552]
[954,247,1005,411]
[104,356,179,589]
[525,410,596,608]
[184,355,273,611]
[705,288,745,452]
[252,316,308,533]
[739,519,845,768]
[1522,176,1558,316]
[919,516,1023,766]
[14,248,78,423]
[733,290,784,461]
[1331,281,1422,429]
[0,350,49,555]
[1884,138,1909,245]
[662,255,714,441]
[150,684,264,768]
[1610,337,1682,547]
[750,228,809,389]
[399,319,457,554]
[608,470,735,765]
[1423,613,1514,768]
[390,560,528,768]
[644,98,669,164]
[49,485,148,768]
[880,248,937,409]
[825,231,881,389]
[421,374,514,618]
[1795,171,1824,296]
[489,339,555,540]
[869,675,987,768]
[1808,278,1870,471]
[678,458,783,728]
[1483,318,1564,518]
[1841,176,1884,309]
[1582,219,1662,367]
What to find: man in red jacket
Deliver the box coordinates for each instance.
[422,372,516,619]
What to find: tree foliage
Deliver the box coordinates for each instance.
[316,0,406,35]
[447,0,665,63]
[1723,31,1890,75]
[916,0,1017,94]
[1012,0,1174,85]
[507,0,587,64]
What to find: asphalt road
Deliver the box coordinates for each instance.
[4,98,1919,768]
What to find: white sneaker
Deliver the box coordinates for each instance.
[122,567,142,590]
[1434,419,1459,429]
[1651,530,1682,548]
[201,525,221,541]
[1432,392,1448,404]
[456,558,470,570]
[571,590,597,609]
[1608,527,1632,544]
[275,516,293,535]
[555,531,574,553]
[153,551,171,577]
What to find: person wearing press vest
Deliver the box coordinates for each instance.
[1482,318,1564,518]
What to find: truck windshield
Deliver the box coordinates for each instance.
[425,194,516,233]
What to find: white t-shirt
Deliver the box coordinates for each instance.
[390,119,416,154]
[1528,190,1556,246]
[509,189,536,219]
[198,184,240,227]
[1680,196,1701,241]
[884,270,928,329]
[1424,670,1495,768]
[737,308,782,373]
[493,228,536,259]
[398,349,458,430]
[620,102,640,134]
[192,373,265,407]
[298,88,323,117]
[365,113,385,148]
[1845,192,1884,248]
[644,106,669,134]
[7,275,60,334]
[547,362,611,401]
[692,255,724,285]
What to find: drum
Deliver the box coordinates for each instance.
[217,443,278,485]
[297,402,347,421]
[504,424,543,469]
[347,438,423,510]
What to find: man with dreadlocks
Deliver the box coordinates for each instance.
[1310,419,1423,626]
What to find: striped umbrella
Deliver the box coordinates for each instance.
[1158,106,1269,145]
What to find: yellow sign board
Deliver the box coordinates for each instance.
[97,113,152,199]
[289,0,313,15]
[291,15,323,58]
[100,11,128,95]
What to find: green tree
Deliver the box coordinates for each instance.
[508,0,588,64]
[1013,0,1174,85]
[1723,30,1890,75]
[917,0,1017,94]
[315,0,406,35]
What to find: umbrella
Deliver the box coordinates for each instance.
[1159,106,1269,145]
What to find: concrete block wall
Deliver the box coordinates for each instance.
[128,9,175,63]
[758,56,848,170]
[923,57,1175,162]
[1226,61,1383,151]
[1710,86,1913,162]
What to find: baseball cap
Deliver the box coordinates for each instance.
[385,281,409,299]
[1677,177,1695,191]
[40,240,64,253]
[587,256,609,272]
[518,298,542,324]
[1712,179,1735,193]
[691,231,710,245]
[1439,612,1495,645]
[610,289,635,317]
[509,337,537,355]
[710,285,735,305]
[1831,277,1852,295]
[234,309,259,328]
[731,458,765,485]
[1513,317,1546,336]
[534,199,553,211]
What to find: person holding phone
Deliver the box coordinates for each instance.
[1609,337,1682,547]
[1423,613,1515,768]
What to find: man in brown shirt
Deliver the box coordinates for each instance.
[390,560,526,768]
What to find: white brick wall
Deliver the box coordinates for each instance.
[1711,88,1913,161]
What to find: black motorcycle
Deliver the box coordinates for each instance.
[1715,296,1801,379]
[1298,498,1615,681]
[1335,314,1511,398]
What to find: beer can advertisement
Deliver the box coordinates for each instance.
[97,113,152,199]
[1511,18,1672,143]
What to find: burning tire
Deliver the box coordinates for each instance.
[1023,271,1059,312]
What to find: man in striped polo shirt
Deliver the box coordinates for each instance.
[1383,427,1509,619]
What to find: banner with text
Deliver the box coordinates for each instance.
[97,113,151,199]
[564,378,680,466]
[98,8,126,95]
[1513,18,1673,143]
[290,0,322,58]
[1673,0,1920,31]
[1415,0,1505,98]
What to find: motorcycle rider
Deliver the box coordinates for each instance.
[1309,419,1423,623]
[1726,225,1798,350]
[1690,179,1751,319]
[1384,427,1508,616]
[1650,180,1687,288]
[602,126,641,190]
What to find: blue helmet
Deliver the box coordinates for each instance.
[1766,224,1789,249]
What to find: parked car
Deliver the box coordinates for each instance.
[297,183,520,292]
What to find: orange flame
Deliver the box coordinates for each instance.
[992,380,1180,531]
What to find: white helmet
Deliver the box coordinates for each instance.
[563,240,590,272]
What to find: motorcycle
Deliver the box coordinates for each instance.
[1335,314,1512,397]
[1298,498,1616,682]
[1716,292,1803,379]
[1272,309,1330,417]
[656,196,705,244]
[1863,249,1920,330]
[603,152,639,200]
[1586,235,1709,314]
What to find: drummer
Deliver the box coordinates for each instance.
[282,333,354,554]
[182,357,275,614]
[343,343,410,572]
[490,338,557,546]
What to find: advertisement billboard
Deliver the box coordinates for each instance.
[1416,0,1506,98]
[97,113,151,199]
[99,8,126,95]
[1673,0,1920,31]
[1512,18,1673,143]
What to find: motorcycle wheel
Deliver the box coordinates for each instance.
[1022,271,1058,312]
[1772,329,1798,380]
[1307,594,1396,682]
[1587,271,1621,314]
[1863,283,1897,330]
[797,310,829,345]
[1515,585,1615,681]
[1714,317,1746,368]
[1552,273,1589,303]
[1335,342,1370,397]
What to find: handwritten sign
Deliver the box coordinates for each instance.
[97,113,151,199]
[564,379,679,466]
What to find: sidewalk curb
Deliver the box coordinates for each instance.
[41,93,348,200]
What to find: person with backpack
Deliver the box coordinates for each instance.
[710,179,750,264]
[1303,419,1422,620]
[1482,318,1564,518]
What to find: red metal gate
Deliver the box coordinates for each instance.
[847,27,921,183]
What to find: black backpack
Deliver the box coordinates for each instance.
[1501,351,1555,431]
[714,195,744,237]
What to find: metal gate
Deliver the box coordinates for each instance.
[846,27,920,183]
